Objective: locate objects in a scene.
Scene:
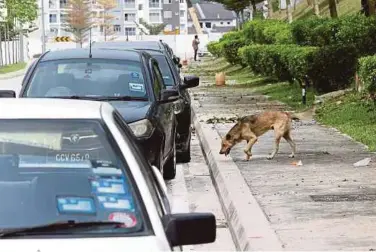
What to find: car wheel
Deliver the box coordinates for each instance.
[163,139,176,180]
[177,138,191,163]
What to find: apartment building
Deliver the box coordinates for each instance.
[41,0,188,38]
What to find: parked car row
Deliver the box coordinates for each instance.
[0,40,215,251]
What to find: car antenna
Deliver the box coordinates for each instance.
[89,27,92,58]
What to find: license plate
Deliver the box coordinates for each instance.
[54,152,91,162]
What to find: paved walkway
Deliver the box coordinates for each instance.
[189,64,376,250]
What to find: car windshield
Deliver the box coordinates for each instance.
[26,59,148,99]
[154,55,174,86]
[0,119,146,237]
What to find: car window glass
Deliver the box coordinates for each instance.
[26,59,147,99]
[151,63,164,98]
[112,112,169,216]
[154,55,175,86]
[0,119,149,236]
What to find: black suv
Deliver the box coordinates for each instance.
[7,48,198,180]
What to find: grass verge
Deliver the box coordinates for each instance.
[0,62,26,74]
[315,92,376,151]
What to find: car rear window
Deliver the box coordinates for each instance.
[26,59,148,99]
[154,55,174,86]
[0,119,148,237]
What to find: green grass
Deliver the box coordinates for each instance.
[0,62,26,74]
[273,0,361,20]
[315,92,376,151]
[255,81,315,111]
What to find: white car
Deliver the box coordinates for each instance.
[0,98,216,251]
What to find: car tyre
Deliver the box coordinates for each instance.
[163,139,176,180]
[177,139,191,163]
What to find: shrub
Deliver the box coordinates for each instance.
[222,38,246,65]
[309,45,358,93]
[243,19,293,44]
[358,56,376,94]
[207,41,222,57]
[239,44,357,93]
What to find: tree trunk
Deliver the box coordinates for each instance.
[306,0,312,6]
[313,0,320,16]
[287,3,293,23]
[368,0,376,15]
[267,0,273,18]
[251,0,257,12]
[328,0,338,18]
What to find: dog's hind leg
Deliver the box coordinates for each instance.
[283,131,296,158]
[267,132,282,160]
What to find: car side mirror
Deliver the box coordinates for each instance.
[0,90,16,98]
[159,89,179,104]
[180,76,199,90]
[178,63,182,69]
[173,57,180,65]
[162,213,216,247]
[33,53,42,59]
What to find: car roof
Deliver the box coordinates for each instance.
[0,98,112,119]
[40,48,143,62]
[92,41,164,50]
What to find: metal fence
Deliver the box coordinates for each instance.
[0,24,25,66]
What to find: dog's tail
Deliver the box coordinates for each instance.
[285,112,300,121]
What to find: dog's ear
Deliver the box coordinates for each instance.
[225,134,232,140]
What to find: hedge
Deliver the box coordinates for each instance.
[222,38,246,65]
[243,19,293,44]
[239,44,357,93]
[291,14,376,56]
[358,56,376,94]
[207,41,223,57]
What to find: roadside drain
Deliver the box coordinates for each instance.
[310,194,376,202]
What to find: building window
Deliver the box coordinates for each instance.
[199,22,202,28]
[180,24,185,30]
[113,24,121,32]
[149,12,161,22]
[49,0,57,9]
[149,0,160,8]
[60,13,68,23]
[125,13,136,21]
[220,21,223,25]
[205,22,211,28]
[124,0,135,8]
[49,14,57,23]
[49,27,58,35]
[163,11,172,19]
[180,0,184,2]
[164,0,172,3]
[59,0,68,8]
[125,27,136,36]
[179,10,184,17]
[92,0,97,4]
[227,21,230,24]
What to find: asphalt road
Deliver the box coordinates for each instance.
[0,74,236,251]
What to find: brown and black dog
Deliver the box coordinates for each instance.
[219,111,299,161]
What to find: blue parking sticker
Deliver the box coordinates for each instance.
[130,72,140,79]
[90,178,128,195]
[57,196,96,215]
[97,195,135,211]
[129,83,145,93]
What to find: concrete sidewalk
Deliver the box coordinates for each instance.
[190,77,376,250]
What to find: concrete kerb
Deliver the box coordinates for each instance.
[191,100,284,251]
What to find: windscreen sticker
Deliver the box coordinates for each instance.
[130,72,140,79]
[97,195,135,211]
[129,83,145,93]
[108,212,137,228]
[90,178,128,195]
[92,167,122,176]
[57,196,96,215]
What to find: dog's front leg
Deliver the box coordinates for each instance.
[244,136,257,161]
[267,135,282,160]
